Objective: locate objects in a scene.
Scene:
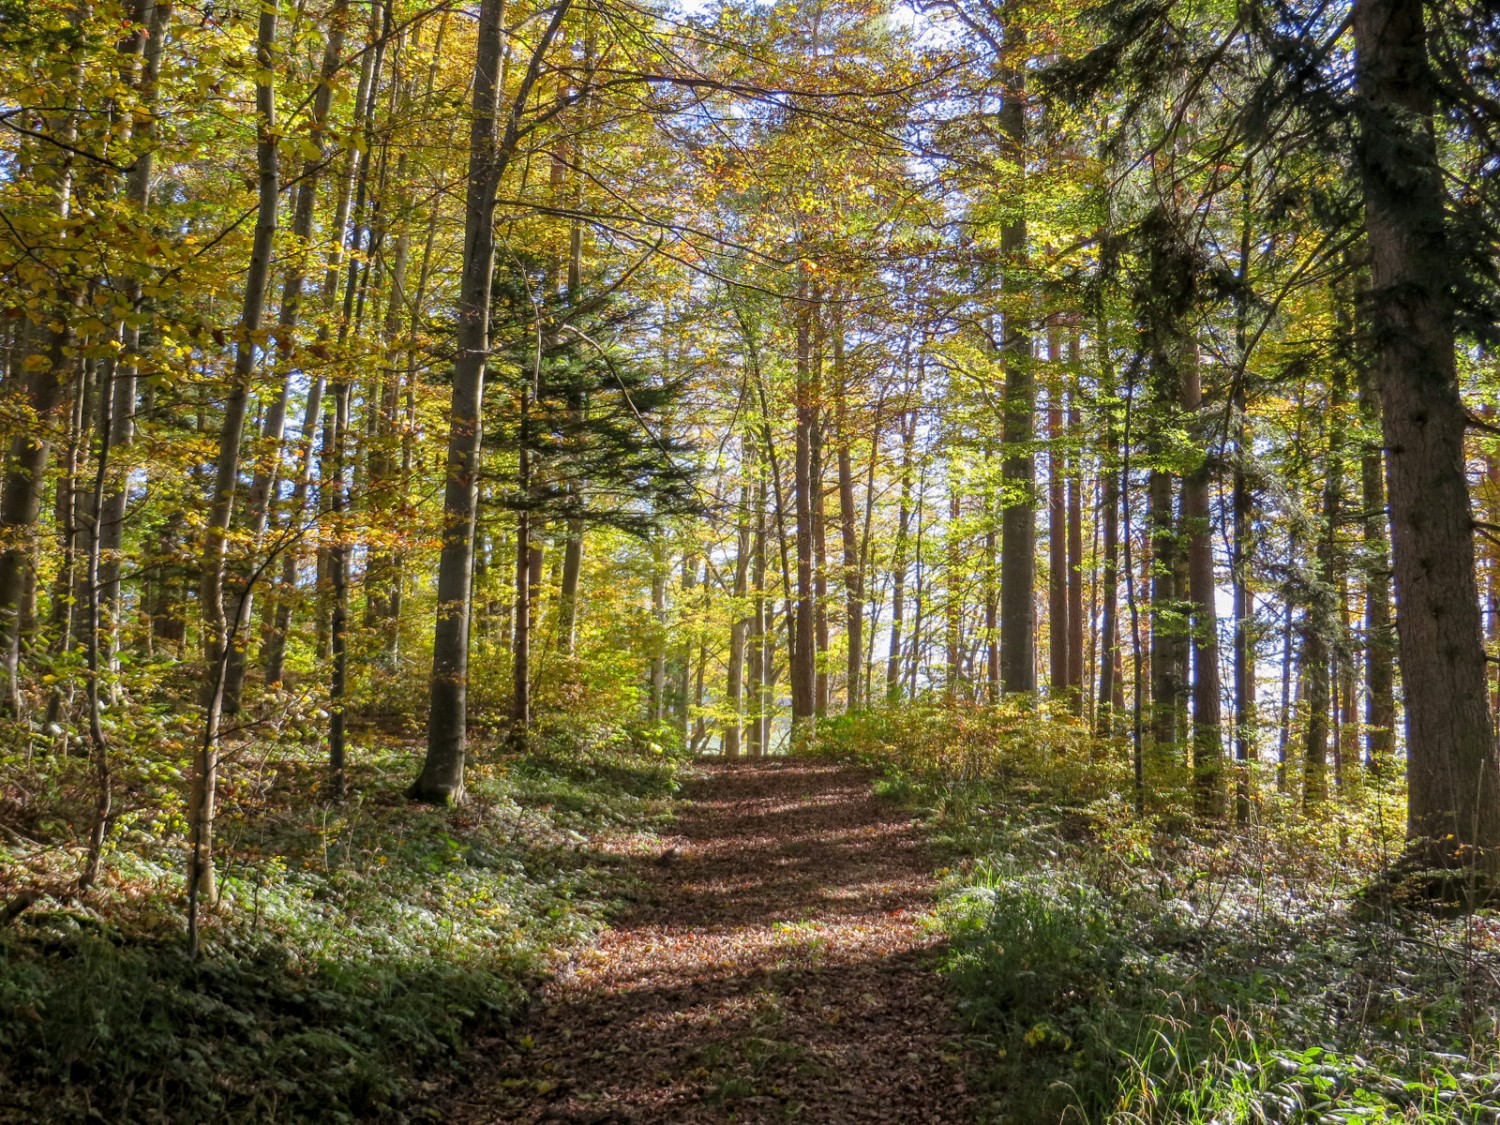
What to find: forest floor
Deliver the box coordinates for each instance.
[445,757,976,1124]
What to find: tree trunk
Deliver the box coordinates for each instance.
[1182,350,1223,813]
[1066,357,1085,709]
[1354,0,1499,864]
[100,0,173,668]
[833,316,862,711]
[726,454,753,757]
[191,0,279,912]
[413,0,507,802]
[998,49,1035,696]
[1303,370,1346,808]
[1048,330,1068,699]
[887,381,918,702]
[792,285,817,723]
[1358,373,1396,771]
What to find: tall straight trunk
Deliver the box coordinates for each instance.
[1147,461,1180,754]
[650,544,667,723]
[748,474,769,756]
[1232,384,1256,821]
[1303,370,1346,808]
[262,31,367,686]
[984,522,996,702]
[1355,0,1500,865]
[224,0,352,709]
[1096,307,1121,735]
[811,412,830,714]
[1066,374,1085,708]
[101,0,173,663]
[1358,373,1396,770]
[907,460,931,694]
[325,23,385,783]
[413,0,508,802]
[1144,219,1193,757]
[946,484,963,697]
[791,283,817,723]
[1276,529,1297,790]
[0,149,81,711]
[1231,171,1257,822]
[833,316,862,711]
[410,0,571,794]
[726,460,753,757]
[1182,350,1223,812]
[1048,328,1068,698]
[887,382,919,702]
[677,552,697,737]
[190,0,279,933]
[558,519,583,654]
[998,49,1034,696]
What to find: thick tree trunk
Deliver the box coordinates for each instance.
[1354,0,1500,865]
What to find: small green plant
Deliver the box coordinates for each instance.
[0,737,681,1122]
[830,701,1500,1125]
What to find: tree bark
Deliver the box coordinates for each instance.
[413,0,508,802]
[191,0,279,913]
[1354,0,1500,865]
[998,48,1035,696]
[792,283,817,723]
[1182,349,1223,813]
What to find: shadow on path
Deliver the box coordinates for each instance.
[446,758,976,1124]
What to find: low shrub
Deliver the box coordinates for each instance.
[0,737,681,1122]
[821,701,1500,1124]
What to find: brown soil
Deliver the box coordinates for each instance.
[445,757,976,1124]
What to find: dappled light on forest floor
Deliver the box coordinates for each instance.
[445,759,975,1124]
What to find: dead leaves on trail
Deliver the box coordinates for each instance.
[447,759,976,1124]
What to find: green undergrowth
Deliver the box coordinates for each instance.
[815,702,1500,1125]
[0,730,682,1123]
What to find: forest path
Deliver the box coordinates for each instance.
[447,757,976,1124]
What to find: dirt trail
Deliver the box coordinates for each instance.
[447,757,975,1124]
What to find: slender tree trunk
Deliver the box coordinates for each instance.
[1048,330,1068,699]
[650,544,667,724]
[413,0,507,802]
[190,1,279,914]
[1358,373,1396,771]
[998,49,1035,696]
[833,318,862,712]
[101,0,173,668]
[1182,349,1223,813]
[1303,370,1346,808]
[887,386,918,702]
[1232,382,1256,821]
[1066,365,1085,709]
[1096,304,1121,735]
[726,456,752,757]
[748,473,768,756]
[792,284,817,723]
